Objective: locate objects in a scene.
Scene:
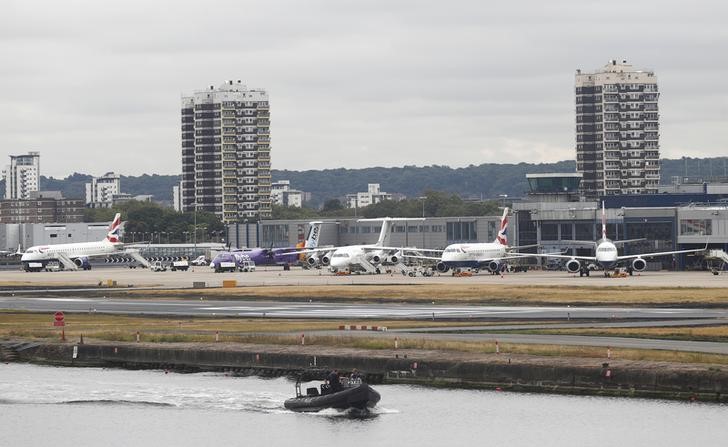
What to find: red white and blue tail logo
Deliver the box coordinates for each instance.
[496,207,509,245]
[106,213,122,243]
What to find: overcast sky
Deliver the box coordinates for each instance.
[1,0,726,177]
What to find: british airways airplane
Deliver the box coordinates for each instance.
[21,213,126,271]
[412,207,536,274]
[522,202,707,277]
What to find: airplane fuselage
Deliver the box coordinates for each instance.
[594,239,619,269]
[21,240,120,262]
[329,245,383,271]
[440,242,507,269]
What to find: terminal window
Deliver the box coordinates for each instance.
[447,221,477,242]
[680,219,712,236]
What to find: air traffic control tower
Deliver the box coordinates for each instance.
[526,173,583,202]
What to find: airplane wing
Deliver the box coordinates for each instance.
[287,247,336,255]
[402,254,442,261]
[510,252,598,262]
[551,240,598,247]
[613,238,647,246]
[507,244,541,251]
[616,247,706,261]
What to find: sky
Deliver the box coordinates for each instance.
[1,0,727,177]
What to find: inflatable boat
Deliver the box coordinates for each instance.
[284,379,381,413]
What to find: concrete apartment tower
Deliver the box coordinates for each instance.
[181,81,272,223]
[85,172,121,208]
[575,60,660,199]
[3,151,41,199]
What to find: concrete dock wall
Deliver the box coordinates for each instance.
[4,340,727,403]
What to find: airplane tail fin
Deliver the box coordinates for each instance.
[376,219,391,246]
[601,201,607,240]
[304,221,322,248]
[495,207,509,245]
[106,213,122,243]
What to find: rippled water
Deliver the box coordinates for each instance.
[1,363,727,447]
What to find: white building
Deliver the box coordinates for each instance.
[181,80,271,223]
[85,172,121,208]
[172,182,182,212]
[271,180,304,207]
[3,151,40,200]
[346,183,393,209]
[575,60,660,199]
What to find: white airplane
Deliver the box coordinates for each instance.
[521,202,707,277]
[408,207,537,274]
[20,213,145,271]
[298,217,424,274]
[0,245,23,256]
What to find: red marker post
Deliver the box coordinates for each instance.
[53,311,65,341]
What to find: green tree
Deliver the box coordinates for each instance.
[322,198,344,212]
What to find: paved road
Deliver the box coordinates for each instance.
[3,296,728,320]
[1,267,727,289]
[309,330,728,355]
[4,296,728,354]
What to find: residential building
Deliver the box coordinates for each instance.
[271,180,304,207]
[575,60,660,199]
[181,80,272,224]
[346,183,392,209]
[85,172,121,208]
[0,194,84,224]
[3,151,41,200]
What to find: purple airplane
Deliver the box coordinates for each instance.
[210,221,325,271]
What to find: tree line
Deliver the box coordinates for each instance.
[272,191,501,220]
[85,201,225,244]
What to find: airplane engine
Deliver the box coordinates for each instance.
[370,254,381,264]
[307,255,319,266]
[631,257,647,272]
[565,259,581,273]
[73,257,91,270]
[487,260,500,273]
[436,262,449,273]
[321,255,331,266]
[388,254,399,264]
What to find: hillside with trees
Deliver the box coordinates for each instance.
[0,157,725,207]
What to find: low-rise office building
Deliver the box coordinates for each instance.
[0,194,84,224]
[226,215,504,250]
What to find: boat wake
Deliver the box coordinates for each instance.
[61,399,176,407]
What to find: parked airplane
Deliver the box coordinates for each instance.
[209,221,327,271]
[408,207,536,274]
[296,217,424,274]
[522,202,707,277]
[20,213,142,271]
[0,245,23,256]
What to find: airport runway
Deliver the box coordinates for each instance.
[3,296,728,320]
[3,295,728,355]
[308,329,728,355]
[0,266,727,289]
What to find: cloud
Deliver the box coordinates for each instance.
[0,0,726,176]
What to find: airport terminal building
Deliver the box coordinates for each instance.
[224,173,728,270]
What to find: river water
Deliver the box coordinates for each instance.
[1,363,726,447]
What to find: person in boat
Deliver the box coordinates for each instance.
[327,369,342,392]
[350,368,361,384]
